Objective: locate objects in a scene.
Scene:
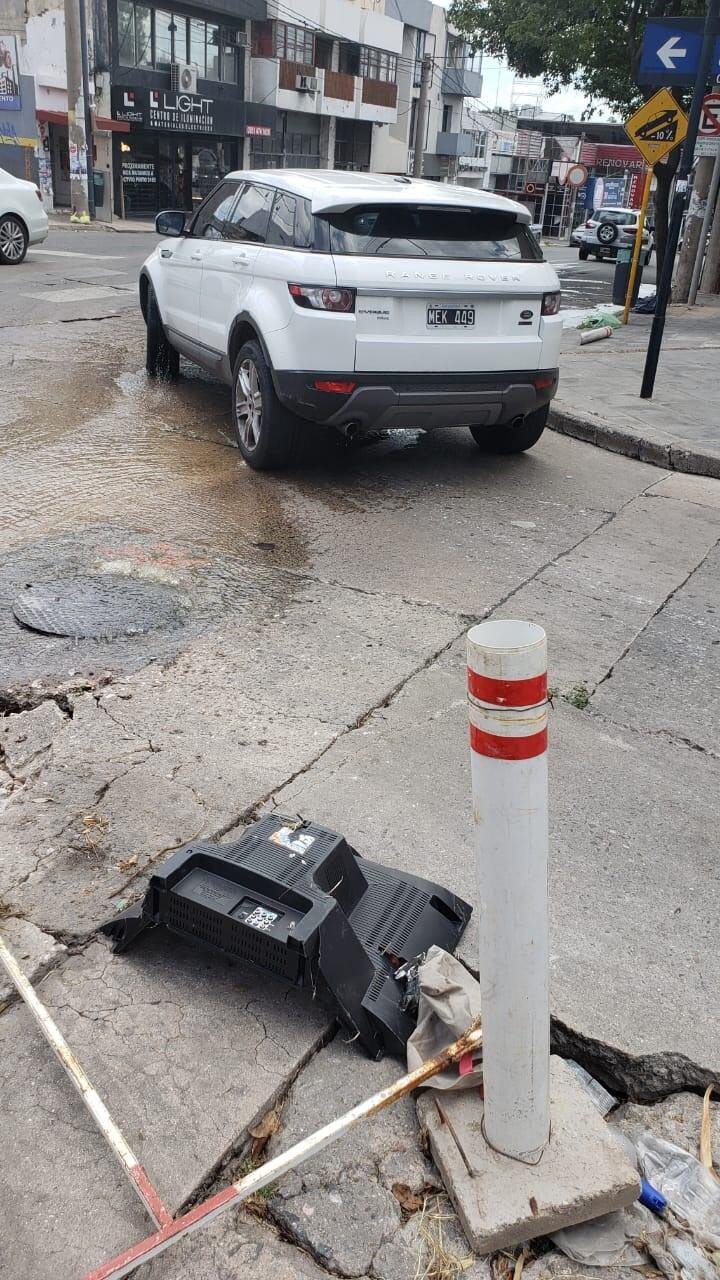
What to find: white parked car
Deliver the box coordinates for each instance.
[572,207,653,265]
[140,171,562,469]
[0,166,48,264]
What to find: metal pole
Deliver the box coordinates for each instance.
[412,55,433,179]
[77,0,95,218]
[623,167,653,324]
[689,147,720,303]
[467,619,550,1163]
[0,935,172,1228]
[64,0,91,218]
[80,1021,483,1280]
[641,0,720,397]
[538,182,550,235]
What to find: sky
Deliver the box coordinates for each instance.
[478,56,614,121]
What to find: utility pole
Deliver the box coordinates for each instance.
[674,154,713,300]
[702,169,720,291]
[689,149,720,302]
[64,0,91,219]
[412,55,432,179]
[641,0,720,398]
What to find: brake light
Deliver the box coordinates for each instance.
[313,380,356,394]
[289,284,356,312]
[534,374,556,391]
[541,292,561,316]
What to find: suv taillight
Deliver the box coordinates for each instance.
[541,291,561,316]
[288,284,356,313]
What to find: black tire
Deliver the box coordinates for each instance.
[644,250,652,266]
[469,405,549,455]
[146,286,179,380]
[231,340,302,470]
[0,214,28,265]
[578,247,589,260]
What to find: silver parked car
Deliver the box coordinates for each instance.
[572,207,653,265]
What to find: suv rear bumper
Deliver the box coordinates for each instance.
[273,370,559,431]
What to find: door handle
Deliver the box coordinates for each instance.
[160,248,173,258]
[232,254,249,266]
[190,252,203,261]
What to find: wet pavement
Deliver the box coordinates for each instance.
[1,226,720,1280]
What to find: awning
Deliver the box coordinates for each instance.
[36,108,129,133]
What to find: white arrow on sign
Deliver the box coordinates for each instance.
[658,35,688,69]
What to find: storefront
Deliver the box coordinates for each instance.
[111,86,267,216]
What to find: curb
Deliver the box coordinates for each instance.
[47,219,154,234]
[549,405,720,479]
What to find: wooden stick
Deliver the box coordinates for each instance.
[0,935,172,1229]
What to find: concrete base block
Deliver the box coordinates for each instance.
[418,1056,640,1254]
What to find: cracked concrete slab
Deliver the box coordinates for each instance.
[142,1211,335,1279]
[21,935,328,1209]
[0,700,68,781]
[272,1179,401,1276]
[0,1000,150,1280]
[0,582,461,937]
[499,495,720,692]
[274,663,720,1092]
[0,916,66,1010]
[592,544,720,754]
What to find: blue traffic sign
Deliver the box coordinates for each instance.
[639,17,720,86]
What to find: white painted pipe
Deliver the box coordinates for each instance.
[467,619,550,1163]
[579,325,614,344]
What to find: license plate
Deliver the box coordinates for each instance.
[427,306,475,327]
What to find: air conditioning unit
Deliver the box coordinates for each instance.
[171,62,198,93]
[296,73,319,92]
[222,28,248,47]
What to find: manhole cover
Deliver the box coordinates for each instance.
[13,575,187,639]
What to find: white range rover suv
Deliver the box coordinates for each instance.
[140,170,562,470]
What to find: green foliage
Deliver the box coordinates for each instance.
[448,0,706,116]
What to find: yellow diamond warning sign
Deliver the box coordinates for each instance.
[625,88,688,166]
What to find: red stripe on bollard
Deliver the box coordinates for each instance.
[469,724,548,761]
[467,669,547,707]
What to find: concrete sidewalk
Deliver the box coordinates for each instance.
[552,298,720,477]
[48,214,155,233]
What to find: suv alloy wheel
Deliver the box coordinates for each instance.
[232,340,301,470]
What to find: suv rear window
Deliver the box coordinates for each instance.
[323,204,543,261]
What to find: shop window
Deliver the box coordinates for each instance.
[275,21,314,65]
[192,180,241,238]
[252,20,274,57]
[206,24,220,80]
[190,19,206,74]
[359,47,397,83]
[315,37,333,71]
[154,10,173,67]
[118,0,152,67]
[224,183,274,243]
[339,43,360,76]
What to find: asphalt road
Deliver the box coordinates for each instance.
[545,241,657,310]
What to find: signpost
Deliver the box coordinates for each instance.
[620,91,688,325]
[641,0,720,397]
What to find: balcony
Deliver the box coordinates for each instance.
[250,57,398,122]
[361,78,398,109]
[490,153,513,176]
[435,130,474,157]
[441,65,483,98]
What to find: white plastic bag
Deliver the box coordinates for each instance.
[636,1132,720,1250]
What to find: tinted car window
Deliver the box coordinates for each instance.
[224,182,274,243]
[266,191,315,249]
[192,181,239,239]
[593,210,633,224]
[323,205,543,261]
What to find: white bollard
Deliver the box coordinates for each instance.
[467,619,550,1163]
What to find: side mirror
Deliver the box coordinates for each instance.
[156,210,186,237]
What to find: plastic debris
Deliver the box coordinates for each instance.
[639,1177,668,1214]
[668,1235,718,1280]
[636,1132,720,1251]
[406,945,482,1091]
[566,1060,617,1116]
[633,292,657,314]
[577,310,623,331]
[551,1210,645,1266]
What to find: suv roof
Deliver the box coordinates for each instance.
[222,168,531,221]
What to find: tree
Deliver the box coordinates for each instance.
[448,0,706,275]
